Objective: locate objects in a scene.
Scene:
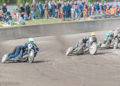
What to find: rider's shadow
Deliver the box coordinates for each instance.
[95,52,107,55]
[6,60,49,64]
[33,60,49,64]
[95,52,110,55]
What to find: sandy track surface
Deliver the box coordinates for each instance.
[0,31,120,86]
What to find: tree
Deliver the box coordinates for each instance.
[0,0,16,5]
[17,0,46,5]
[0,0,7,5]
[0,0,116,5]
[88,0,115,2]
[88,0,97,2]
[17,0,31,5]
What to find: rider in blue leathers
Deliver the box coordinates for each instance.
[104,32,113,44]
[99,31,114,46]
[9,38,39,59]
[104,32,113,41]
[9,45,27,59]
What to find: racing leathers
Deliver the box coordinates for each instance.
[100,32,114,45]
[9,45,27,59]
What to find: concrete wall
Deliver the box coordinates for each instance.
[0,18,120,41]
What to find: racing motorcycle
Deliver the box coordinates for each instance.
[66,37,97,56]
[99,35,119,49]
[1,43,35,63]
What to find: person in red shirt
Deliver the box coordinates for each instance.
[0,9,3,21]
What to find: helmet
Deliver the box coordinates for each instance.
[28,38,34,42]
[91,32,96,36]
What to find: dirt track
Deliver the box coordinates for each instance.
[0,31,120,86]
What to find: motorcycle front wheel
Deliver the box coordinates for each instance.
[89,42,97,55]
[28,50,34,63]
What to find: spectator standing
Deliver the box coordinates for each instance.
[80,2,84,17]
[38,2,43,19]
[19,4,25,19]
[94,2,99,15]
[52,1,56,18]
[57,1,61,18]
[103,4,107,14]
[71,5,75,20]
[83,5,87,18]
[99,4,104,15]
[31,1,36,20]
[87,5,91,16]
[111,6,116,15]
[60,3,64,20]
[68,1,72,18]
[117,7,120,16]
[6,11,13,25]
[91,5,95,15]
[2,3,7,19]
[106,5,110,14]
[63,2,66,18]
[48,1,52,17]
[65,2,69,18]
[74,1,78,19]
[16,6,21,21]
[0,9,3,21]
[44,1,49,19]
[77,1,82,19]
[25,2,30,18]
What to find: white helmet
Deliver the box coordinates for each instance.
[28,38,34,42]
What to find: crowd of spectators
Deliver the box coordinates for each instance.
[0,3,13,25]
[0,1,120,26]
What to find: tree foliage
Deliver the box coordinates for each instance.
[88,0,98,2]
[0,0,116,5]
[0,0,7,5]
[17,0,45,5]
[88,0,115,2]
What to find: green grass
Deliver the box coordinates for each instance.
[0,24,3,28]
[28,18,62,25]
[0,18,87,28]
[0,18,62,28]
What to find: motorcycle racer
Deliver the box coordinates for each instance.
[8,38,39,60]
[24,38,39,57]
[73,32,97,53]
[99,31,114,47]
[66,32,97,56]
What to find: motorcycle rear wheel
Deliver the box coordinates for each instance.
[66,47,73,56]
[1,54,9,63]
